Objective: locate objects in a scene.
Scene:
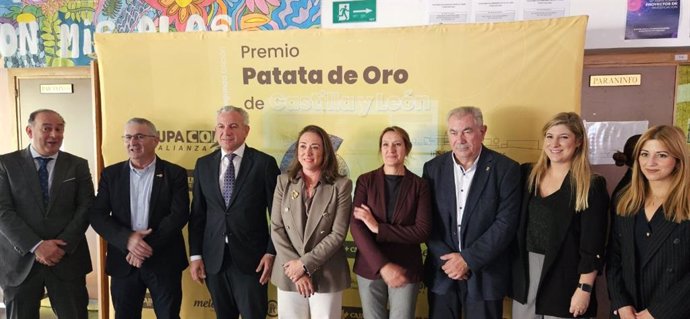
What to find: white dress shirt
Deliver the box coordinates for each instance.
[452,148,481,251]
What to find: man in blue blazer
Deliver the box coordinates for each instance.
[188,106,280,319]
[90,118,189,319]
[423,106,521,319]
[0,109,94,319]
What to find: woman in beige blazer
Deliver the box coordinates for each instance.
[271,125,353,318]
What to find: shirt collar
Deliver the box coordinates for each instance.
[29,145,58,160]
[129,157,157,173]
[452,146,482,172]
[221,143,246,160]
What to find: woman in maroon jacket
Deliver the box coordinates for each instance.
[350,126,432,319]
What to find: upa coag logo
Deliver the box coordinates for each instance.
[157,129,216,152]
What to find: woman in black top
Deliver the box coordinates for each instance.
[607,125,690,319]
[511,112,609,318]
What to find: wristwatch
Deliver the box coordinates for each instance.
[577,283,592,292]
[302,265,311,277]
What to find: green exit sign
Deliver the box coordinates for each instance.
[333,0,377,24]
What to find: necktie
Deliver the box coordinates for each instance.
[36,157,53,206]
[222,153,236,206]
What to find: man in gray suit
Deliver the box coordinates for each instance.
[0,109,94,319]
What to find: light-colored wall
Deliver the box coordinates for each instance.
[0,68,17,154]
[321,0,690,50]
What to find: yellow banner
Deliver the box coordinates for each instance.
[95,16,587,319]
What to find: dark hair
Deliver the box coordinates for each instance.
[287,125,342,184]
[613,134,641,167]
[378,126,412,156]
[28,109,65,126]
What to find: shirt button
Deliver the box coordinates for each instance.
[284,207,289,212]
[646,232,650,237]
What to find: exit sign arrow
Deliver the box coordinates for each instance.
[333,0,377,24]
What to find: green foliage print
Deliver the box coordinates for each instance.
[59,1,95,23]
[41,12,75,67]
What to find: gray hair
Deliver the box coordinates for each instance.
[447,106,483,126]
[126,117,158,136]
[217,106,249,126]
[28,109,65,126]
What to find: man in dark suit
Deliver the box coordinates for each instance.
[0,109,94,319]
[189,106,280,319]
[423,106,521,319]
[89,118,189,319]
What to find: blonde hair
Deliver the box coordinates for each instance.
[616,125,690,223]
[528,112,591,211]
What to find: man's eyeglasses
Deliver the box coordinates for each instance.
[122,134,156,142]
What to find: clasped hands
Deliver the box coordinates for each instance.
[35,239,67,266]
[126,229,153,268]
[441,252,470,281]
[283,259,314,298]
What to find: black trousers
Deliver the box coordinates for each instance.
[3,262,88,319]
[110,267,182,319]
[206,244,268,319]
[428,280,503,319]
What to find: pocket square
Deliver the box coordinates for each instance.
[62,177,76,183]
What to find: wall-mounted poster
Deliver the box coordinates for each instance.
[625,0,680,39]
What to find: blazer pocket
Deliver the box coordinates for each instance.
[62,177,76,183]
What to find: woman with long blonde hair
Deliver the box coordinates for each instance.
[511,112,609,318]
[607,125,690,319]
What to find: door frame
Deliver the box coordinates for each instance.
[6,67,91,150]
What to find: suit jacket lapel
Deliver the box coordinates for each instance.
[304,182,334,243]
[228,147,253,208]
[441,154,458,233]
[288,179,307,244]
[46,152,68,214]
[373,168,388,222]
[641,216,677,268]
[208,151,225,209]
[148,158,164,219]
[120,162,133,228]
[462,149,492,228]
[21,148,46,215]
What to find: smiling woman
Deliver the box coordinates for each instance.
[608,125,690,319]
[511,112,609,319]
[270,125,352,318]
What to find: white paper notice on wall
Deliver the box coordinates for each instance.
[585,121,648,165]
